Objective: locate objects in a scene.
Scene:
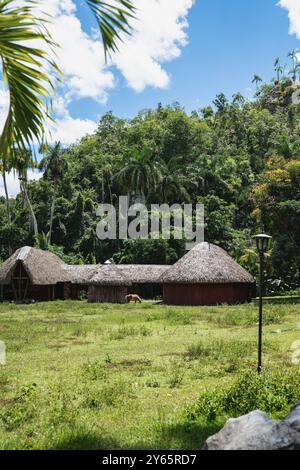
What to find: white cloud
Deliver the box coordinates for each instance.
[279,0,300,38]
[45,95,98,144]
[0,170,42,198]
[48,13,115,103]
[47,116,98,145]
[37,0,194,98]
[113,0,194,91]
[1,0,194,146]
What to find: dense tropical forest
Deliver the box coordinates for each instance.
[1,56,300,295]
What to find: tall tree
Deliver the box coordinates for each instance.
[157,157,190,204]
[288,49,299,83]
[14,150,39,241]
[39,142,68,244]
[252,74,263,90]
[0,157,12,226]
[116,147,162,203]
[274,57,284,82]
[0,156,12,254]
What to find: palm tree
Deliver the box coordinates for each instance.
[157,157,190,205]
[232,92,245,106]
[13,150,39,241]
[252,74,262,90]
[274,57,284,82]
[288,49,299,83]
[0,156,13,254]
[0,156,12,226]
[115,148,162,203]
[39,142,68,244]
[0,0,134,169]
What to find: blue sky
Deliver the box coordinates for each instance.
[69,0,300,121]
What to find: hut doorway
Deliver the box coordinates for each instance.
[11,261,30,302]
[55,282,65,300]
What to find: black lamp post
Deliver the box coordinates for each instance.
[254,233,272,374]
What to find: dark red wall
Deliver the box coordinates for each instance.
[163,283,256,306]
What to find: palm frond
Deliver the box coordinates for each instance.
[86,0,135,58]
[0,0,60,162]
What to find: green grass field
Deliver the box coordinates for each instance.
[0,300,299,450]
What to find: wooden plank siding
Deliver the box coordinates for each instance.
[88,286,128,304]
[163,283,256,306]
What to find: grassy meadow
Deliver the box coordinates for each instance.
[0,300,300,450]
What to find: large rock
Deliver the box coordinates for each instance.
[203,400,300,450]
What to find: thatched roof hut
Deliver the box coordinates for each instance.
[88,265,131,303]
[160,242,255,305]
[0,247,70,301]
[64,265,99,285]
[89,265,130,286]
[117,265,169,284]
[0,246,69,286]
[117,264,169,299]
[161,243,254,284]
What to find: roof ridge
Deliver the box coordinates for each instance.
[17,246,32,261]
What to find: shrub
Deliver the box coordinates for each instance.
[109,325,152,340]
[0,383,37,431]
[186,338,260,363]
[83,380,135,409]
[167,360,185,389]
[186,367,300,422]
[83,361,108,381]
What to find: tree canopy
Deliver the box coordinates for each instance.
[1,56,300,294]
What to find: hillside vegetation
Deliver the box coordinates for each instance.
[1,69,300,294]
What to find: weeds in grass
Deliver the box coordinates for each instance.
[186,367,300,422]
[145,378,161,388]
[0,372,9,391]
[203,305,287,327]
[83,361,108,381]
[0,384,37,431]
[109,325,152,340]
[45,383,78,427]
[164,309,192,325]
[83,380,135,409]
[167,360,186,389]
[0,301,296,450]
[186,337,277,362]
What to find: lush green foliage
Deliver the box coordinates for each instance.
[0,0,57,160]
[1,60,300,292]
[186,368,300,422]
[0,301,299,449]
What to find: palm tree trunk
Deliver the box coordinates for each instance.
[2,171,11,225]
[48,194,56,245]
[108,180,113,206]
[20,180,38,240]
[2,171,12,255]
[102,177,105,203]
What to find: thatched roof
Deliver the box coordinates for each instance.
[89,265,131,287]
[64,265,100,284]
[118,265,170,284]
[0,247,70,286]
[1,243,253,288]
[160,243,255,285]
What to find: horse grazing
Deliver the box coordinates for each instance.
[126,294,142,304]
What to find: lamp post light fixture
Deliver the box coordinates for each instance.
[254,233,272,374]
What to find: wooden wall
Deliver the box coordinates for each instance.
[88,286,127,304]
[163,283,256,306]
